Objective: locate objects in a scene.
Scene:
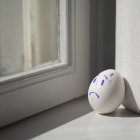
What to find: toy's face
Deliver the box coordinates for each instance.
[88,71,115,100]
[88,69,125,114]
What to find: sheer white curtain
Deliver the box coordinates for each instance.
[0,0,59,77]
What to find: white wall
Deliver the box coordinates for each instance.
[116,0,140,112]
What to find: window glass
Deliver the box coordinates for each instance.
[0,0,61,78]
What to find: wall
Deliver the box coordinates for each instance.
[90,0,116,78]
[116,0,140,111]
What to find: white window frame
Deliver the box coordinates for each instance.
[0,0,75,94]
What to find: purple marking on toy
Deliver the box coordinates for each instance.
[101,80,104,86]
[89,92,100,98]
[93,78,97,83]
[104,75,108,80]
[110,73,114,77]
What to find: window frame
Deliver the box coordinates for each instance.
[0,0,75,94]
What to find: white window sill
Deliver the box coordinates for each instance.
[0,96,140,140]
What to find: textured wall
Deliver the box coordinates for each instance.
[116,0,140,111]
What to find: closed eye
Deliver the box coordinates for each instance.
[104,75,108,80]
[110,73,114,77]
[93,78,97,83]
[101,80,104,86]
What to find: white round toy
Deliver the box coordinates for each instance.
[88,69,125,114]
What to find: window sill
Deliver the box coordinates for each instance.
[0,96,139,140]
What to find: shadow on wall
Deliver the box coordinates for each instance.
[122,78,140,114]
[90,0,116,79]
[103,78,140,117]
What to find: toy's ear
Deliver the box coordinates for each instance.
[123,78,140,114]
